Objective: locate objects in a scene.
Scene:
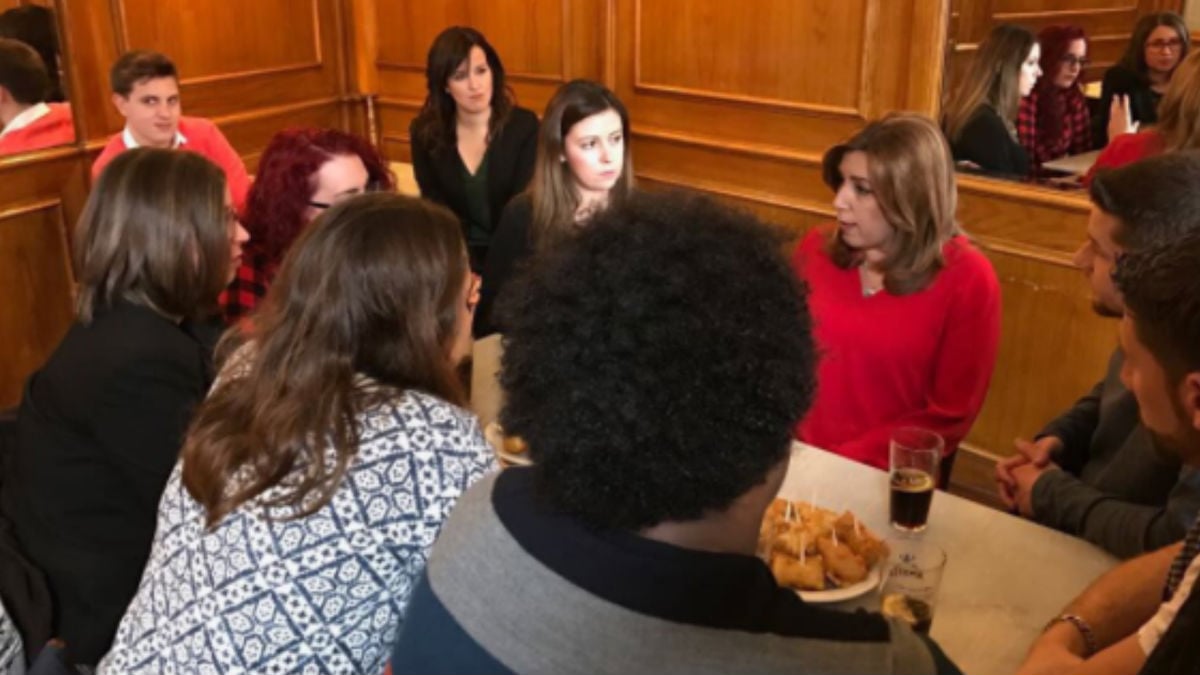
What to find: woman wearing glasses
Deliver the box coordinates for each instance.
[1095,12,1189,147]
[1017,25,1092,173]
[221,127,394,323]
[1086,49,1200,182]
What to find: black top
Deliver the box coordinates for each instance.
[460,154,492,247]
[950,105,1029,178]
[475,193,534,338]
[1094,64,1162,148]
[410,107,538,260]
[3,301,215,664]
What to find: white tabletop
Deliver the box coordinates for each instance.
[1040,149,1102,176]
[780,443,1118,675]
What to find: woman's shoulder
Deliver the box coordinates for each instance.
[942,236,999,289]
[507,106,539,130]
[363,388,477,434]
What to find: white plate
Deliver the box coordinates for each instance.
[484,422,533,467]
[797,564,881,603]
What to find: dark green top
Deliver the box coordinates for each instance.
[460,154,492,247]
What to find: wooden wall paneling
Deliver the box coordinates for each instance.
[624,0,949,228]
[373,0,607,162]
[0,149,89,408]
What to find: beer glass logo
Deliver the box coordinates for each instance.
[888,554,926,581]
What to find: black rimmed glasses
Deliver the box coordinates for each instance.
[1147,38,1184,53]
[307,182,383,210]
[1060,55,1089,68]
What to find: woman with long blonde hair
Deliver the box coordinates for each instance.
[943,24,1042,177]
[475,79,635,337]
[792,113,1001,472]
[1086,48,1200,182]
[100,193,495,674]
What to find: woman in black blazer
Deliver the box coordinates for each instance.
[942,24,1043,179]
[2,148,246,666]
[409,26,538,271]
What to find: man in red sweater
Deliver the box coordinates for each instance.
[0,37,73,155]
[91,50,250,211]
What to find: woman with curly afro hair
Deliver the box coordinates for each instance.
[392,191,959,675]
[219,127,394,323]
[793,113,1000,474]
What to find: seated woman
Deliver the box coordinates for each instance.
[476,79,634,337]
[942,24,1041,178]
[1017,25,1092,172]
[1086,49,1200,183]
[3,148,247,666]
[793,113,1001,471]
[1094,12,1189,147]
[99,193,496,674]
[221,127,393,322]
[410,26,538,271]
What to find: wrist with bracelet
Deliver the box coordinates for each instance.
[1044,613,1098,658]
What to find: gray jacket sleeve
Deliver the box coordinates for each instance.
[1031,467,1200,559]
[1038,378,1104,474]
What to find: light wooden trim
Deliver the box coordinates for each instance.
[0,197,65,221]
[956,174,1091,212]
[0,198,75,289]
[971,236,1079,267]
[207,96,342,127]
[376,95,424,109]
[634,125,826,166]
[374,60,565,84]
[0,144,87,172]
[993,6,1138,22]
[637,170,835,217]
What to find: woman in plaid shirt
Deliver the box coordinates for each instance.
[1018,25,1092,174]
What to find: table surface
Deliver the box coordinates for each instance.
[780,443,1118,675]
[1040,149,1103,175]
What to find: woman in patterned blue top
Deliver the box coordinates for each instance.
[99,193,497,674]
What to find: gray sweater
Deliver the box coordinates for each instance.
[1032,348,1200,558]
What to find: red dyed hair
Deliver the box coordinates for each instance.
[243,127,395,265]
[1033,25,1089,143]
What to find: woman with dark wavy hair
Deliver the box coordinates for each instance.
[409,26,538,271]
[220,126,394,323]
[1017,25,1092,171]
[101,193,495,674]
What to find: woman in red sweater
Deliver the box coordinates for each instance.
[1085,49,1200,184]
[792,113,1001,470]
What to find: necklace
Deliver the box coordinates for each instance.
[858,265,883,298]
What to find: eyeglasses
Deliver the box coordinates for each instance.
[1059,55,1090,68]
[308,183,383,210]
[1146,38,1184,52]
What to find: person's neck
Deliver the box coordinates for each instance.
[575,188,610,221]
[456,107,491,133]
[1149,69,1170,87]
[0,100,30,128]
[130,126,174,149]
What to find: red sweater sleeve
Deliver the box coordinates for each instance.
[832,248,1001,460]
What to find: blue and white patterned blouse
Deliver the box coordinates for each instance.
[98,389,496,675]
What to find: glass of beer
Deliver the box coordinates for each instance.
[879,539,947,634]
[888,427,942,532]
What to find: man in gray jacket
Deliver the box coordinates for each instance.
[996,153,1200,559]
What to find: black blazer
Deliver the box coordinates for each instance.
[1094,64,1162,147]
[410,107,539,247]
[950,105,1030,179]
[3,301,214,664]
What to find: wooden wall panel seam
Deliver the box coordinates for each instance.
[634,125,826,166]
[636,169,835,218]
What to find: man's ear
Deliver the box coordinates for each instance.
[1183,372,1200,433]
[0,85,13,106]
[111,92,129,116]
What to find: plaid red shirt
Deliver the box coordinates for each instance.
[218,242,274,325]
[1018,87,1092,171]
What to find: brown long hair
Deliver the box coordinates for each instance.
[824,113,958,295]
[943,24,1037,142]
[1155,50,1200,152]
[181,193,470,528]
[411,26,514,153]
[531,79,635,250]
[74,147,229,323]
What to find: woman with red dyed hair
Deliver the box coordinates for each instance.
[1017,25,1092,172]
[220,127,395,322]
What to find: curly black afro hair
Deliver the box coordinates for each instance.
[497,190,816,531]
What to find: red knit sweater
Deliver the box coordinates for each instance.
[792,227,1002,470]
[0,103,74,155]
[91,116,252,212]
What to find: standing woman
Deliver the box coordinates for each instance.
[792,113,1001,472]
[475,79,634,337]
[942,24,1042,178]
[3,148,247,667]
[100,194,496,674]
[409,26,538,271]
[221,127,394,323]
[1017,25,1092,171]
[1094,12,1189,147]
